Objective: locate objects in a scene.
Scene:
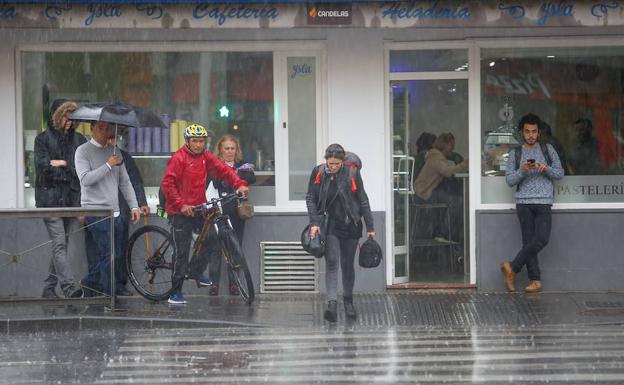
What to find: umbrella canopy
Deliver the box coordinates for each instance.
[70,102,140,127]
[71,102,167,156]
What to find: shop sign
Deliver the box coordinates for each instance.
[192,4,279,26]
[555,178,624,199]
[291,63,313,78]
[483,176,624,204]
[307,3,352,26]
[381,1,471,21]
[485,73,552,99]
[3,1,624,28]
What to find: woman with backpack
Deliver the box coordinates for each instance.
[305,144,375,322]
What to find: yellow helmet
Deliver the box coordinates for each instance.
[184,123,208,139]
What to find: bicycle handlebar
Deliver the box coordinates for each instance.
[192,192,244,213]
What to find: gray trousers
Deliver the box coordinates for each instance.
[325,234,358,302]
[42,217,79,293]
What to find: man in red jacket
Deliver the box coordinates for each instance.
[161,123,249,304]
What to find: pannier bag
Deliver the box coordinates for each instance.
[237,198,255,220]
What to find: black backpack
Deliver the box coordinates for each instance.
[359,237,383,268]
[316,151,362,181]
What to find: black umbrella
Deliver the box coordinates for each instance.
[71,102,166,154]
[71,102,139,127]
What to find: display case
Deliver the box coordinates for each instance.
[482,103,520,176]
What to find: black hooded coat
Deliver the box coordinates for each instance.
[34,99,87,208]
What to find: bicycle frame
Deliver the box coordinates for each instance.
[190,196,237,260]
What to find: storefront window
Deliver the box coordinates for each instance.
[481,46,624,203]
[21,51,275,208]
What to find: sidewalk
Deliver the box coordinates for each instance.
[1,290,624,332]
[2,291,624,384]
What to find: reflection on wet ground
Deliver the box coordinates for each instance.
[2,325,624,384]
[1,292,624,383]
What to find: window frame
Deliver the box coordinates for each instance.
[474,36,624,211]
[15,41,327,212]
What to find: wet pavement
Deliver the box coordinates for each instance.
[1,291,624,384]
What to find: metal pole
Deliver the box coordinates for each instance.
[110,211,116,310]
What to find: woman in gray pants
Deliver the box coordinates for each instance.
[306,144,375,322]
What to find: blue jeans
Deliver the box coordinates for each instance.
[511,204,552,281]
[83,216,124,295]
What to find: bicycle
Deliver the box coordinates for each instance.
[124,192,255,304]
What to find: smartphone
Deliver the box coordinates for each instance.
[527,159,536,164]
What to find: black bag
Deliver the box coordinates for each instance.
[359,237,383,268]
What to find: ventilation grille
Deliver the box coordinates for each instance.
[260,242,319,293]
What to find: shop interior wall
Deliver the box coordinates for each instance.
[476,209,624,291]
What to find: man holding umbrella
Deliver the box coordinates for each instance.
[75,120,141,296]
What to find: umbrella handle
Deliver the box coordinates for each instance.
[112,123,118,155]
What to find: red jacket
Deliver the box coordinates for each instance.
[162,146,248,215]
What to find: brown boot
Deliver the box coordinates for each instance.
[525,280,542,293]
[500,261,516,292]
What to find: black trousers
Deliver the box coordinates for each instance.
[511,204,552,281]
[170,215,213,293]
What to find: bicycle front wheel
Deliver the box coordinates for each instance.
[125,225,176,301]
[220,228,255,304]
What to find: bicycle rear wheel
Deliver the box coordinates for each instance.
[220,228,255,304]
[125,225,176,301]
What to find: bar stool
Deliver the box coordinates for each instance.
[409,197,455,272]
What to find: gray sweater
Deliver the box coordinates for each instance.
[505,143,564,205]
[75,140,138,213]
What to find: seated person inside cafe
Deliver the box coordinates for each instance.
[413,133,468,243]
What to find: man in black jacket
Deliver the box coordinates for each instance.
[34,99,86,298]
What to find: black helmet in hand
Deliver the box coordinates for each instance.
[301,224,324,258]
[359,237,382,268]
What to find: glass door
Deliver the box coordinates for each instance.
[390,78,470,285]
